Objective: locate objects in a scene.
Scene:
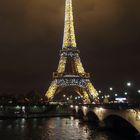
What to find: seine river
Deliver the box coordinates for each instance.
[0,117,125,140]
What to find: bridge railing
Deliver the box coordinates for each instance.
[74,103,140,110]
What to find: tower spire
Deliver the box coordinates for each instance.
[63,0,76,48]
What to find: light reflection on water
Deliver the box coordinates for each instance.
[0,117,124,140]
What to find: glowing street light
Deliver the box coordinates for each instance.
[107,95,110,98]
[98,107,104,112]
[138,90,140,93]
[34,105,37,108]
[127,82,131,87]
[109,87,113,91]
[67,98,69,101]
[63,95,66,97]
[115,94,118,97]
[70,105,74,108]
[16,106,21,110]
[22,106,25,111]
[124,92,128,95]
[98,90,102,93]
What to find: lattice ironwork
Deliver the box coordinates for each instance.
[63,0,76,48]
[45,0,98,102]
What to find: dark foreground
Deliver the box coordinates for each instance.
[0,117,131,140]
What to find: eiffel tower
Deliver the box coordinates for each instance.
[45,0,98,103]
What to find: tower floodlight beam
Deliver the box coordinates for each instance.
[45,0,98,103]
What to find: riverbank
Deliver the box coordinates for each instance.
[0,113,73,119]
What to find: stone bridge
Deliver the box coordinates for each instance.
[73,103,140,137]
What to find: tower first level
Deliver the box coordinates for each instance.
[45,47,98,103]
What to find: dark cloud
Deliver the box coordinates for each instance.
[0,0,139,94]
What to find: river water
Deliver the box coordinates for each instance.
[0,117,125,140]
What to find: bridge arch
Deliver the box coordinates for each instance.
[86,111,99,123]
[77,109,84,119]
[103,114,139,139]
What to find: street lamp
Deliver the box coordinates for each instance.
[138,90,140,93]
[127,82,131,87]
[70,105,74,108]
[63,95,66,98]
[109,87,113,91]
[124,92,128,95]
[98,90,102,93]
[115,94,118,97]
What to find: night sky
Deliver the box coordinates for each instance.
[0,0,140,95]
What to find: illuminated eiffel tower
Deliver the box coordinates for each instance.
[45,0,98,103]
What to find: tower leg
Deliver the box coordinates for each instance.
[75,87,90,103]
[85,81,98,101]
[82,89,91,104]
[45,80,58,101]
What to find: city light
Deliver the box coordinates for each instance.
[115,98,126,103]
[107,95,110,98]
[75,106,79,110]
[124,92,128,95]
[109,87,113,91]
[138,90,140,93]
[98,90,101,93]
[22,106,25,112]
[9,101,12,104]
[67,98,69,101]
[63,95,66,97]
[70,105,74,108]
[115,94,118,97]
[34,106,37,108]
[83,106,87,111]
[127,82,131,87]
[98,107,104,112]
[16,106,21,110]
[0,106,3,109]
